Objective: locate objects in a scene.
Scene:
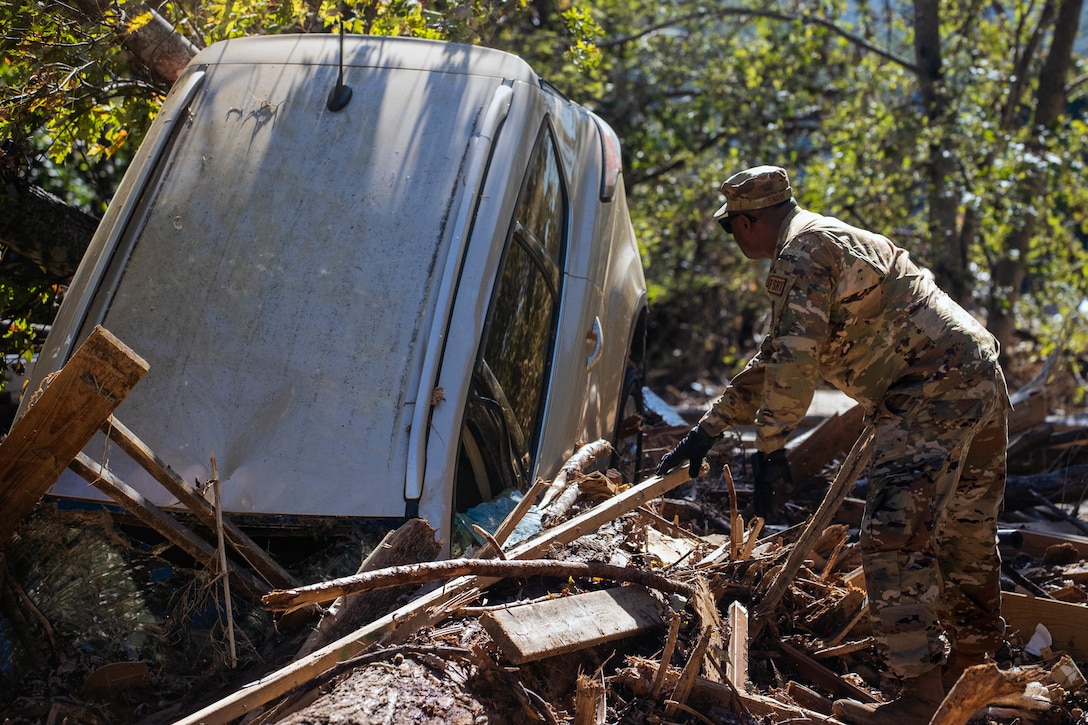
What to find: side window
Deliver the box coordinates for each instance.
[456,123,568,511]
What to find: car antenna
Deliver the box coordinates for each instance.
[327,21,353,112]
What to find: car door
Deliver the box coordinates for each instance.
[454,121,568,511]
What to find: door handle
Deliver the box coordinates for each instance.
[586,316,603,371]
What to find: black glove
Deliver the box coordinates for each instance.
[656,425,721,478]
[751,449,791,518]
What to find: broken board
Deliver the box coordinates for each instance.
[1002,591,1088,660]
[480,585,664,664]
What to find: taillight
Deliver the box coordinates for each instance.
[591,112,622,202]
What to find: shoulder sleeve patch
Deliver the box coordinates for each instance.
[766,275,788,296]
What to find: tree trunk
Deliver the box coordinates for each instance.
[76,1,199,85]
[120,8,200,84]
[986,0,1083,363]
[0,179,98,280]
[912,0,967,304]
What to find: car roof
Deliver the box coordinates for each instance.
[192,33,541,84]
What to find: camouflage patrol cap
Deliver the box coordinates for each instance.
[713,165,793,219]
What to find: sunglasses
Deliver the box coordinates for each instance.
[718,213,756,235]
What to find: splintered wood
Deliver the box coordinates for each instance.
[0,326,149,544]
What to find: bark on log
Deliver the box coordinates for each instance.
[75,0,198,84]
[0,180,97,280]
[262,558,695,613]
[118,8,200,83]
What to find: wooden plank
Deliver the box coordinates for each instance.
[777,640,878,703]
[174,464,696,725]
[0,326,149,544]
[480,585,663,664]
[1002,591,1088,660]
[727,601,749,692]
[101,415,299,589]
[70,453,269,600]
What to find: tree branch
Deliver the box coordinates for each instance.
[599,7,917,74]
[262,558,695,613]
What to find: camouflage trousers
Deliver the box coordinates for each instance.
[860,356,1008,679]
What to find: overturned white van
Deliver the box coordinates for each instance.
[19,34,647,542]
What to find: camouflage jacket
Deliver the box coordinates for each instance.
[699,207,1004,452]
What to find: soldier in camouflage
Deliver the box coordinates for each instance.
[656,166,1009,725]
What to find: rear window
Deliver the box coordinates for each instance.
[63,60,506,516]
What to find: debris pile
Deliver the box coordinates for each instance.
[166,411,1088,725]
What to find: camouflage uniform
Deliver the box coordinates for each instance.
[700,168,1009,678]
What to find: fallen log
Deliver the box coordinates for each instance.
[262,557,695,612]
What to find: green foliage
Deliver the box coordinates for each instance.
[2,0,1087,402]
[561,7,603,71]
[497,0,1088,392]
